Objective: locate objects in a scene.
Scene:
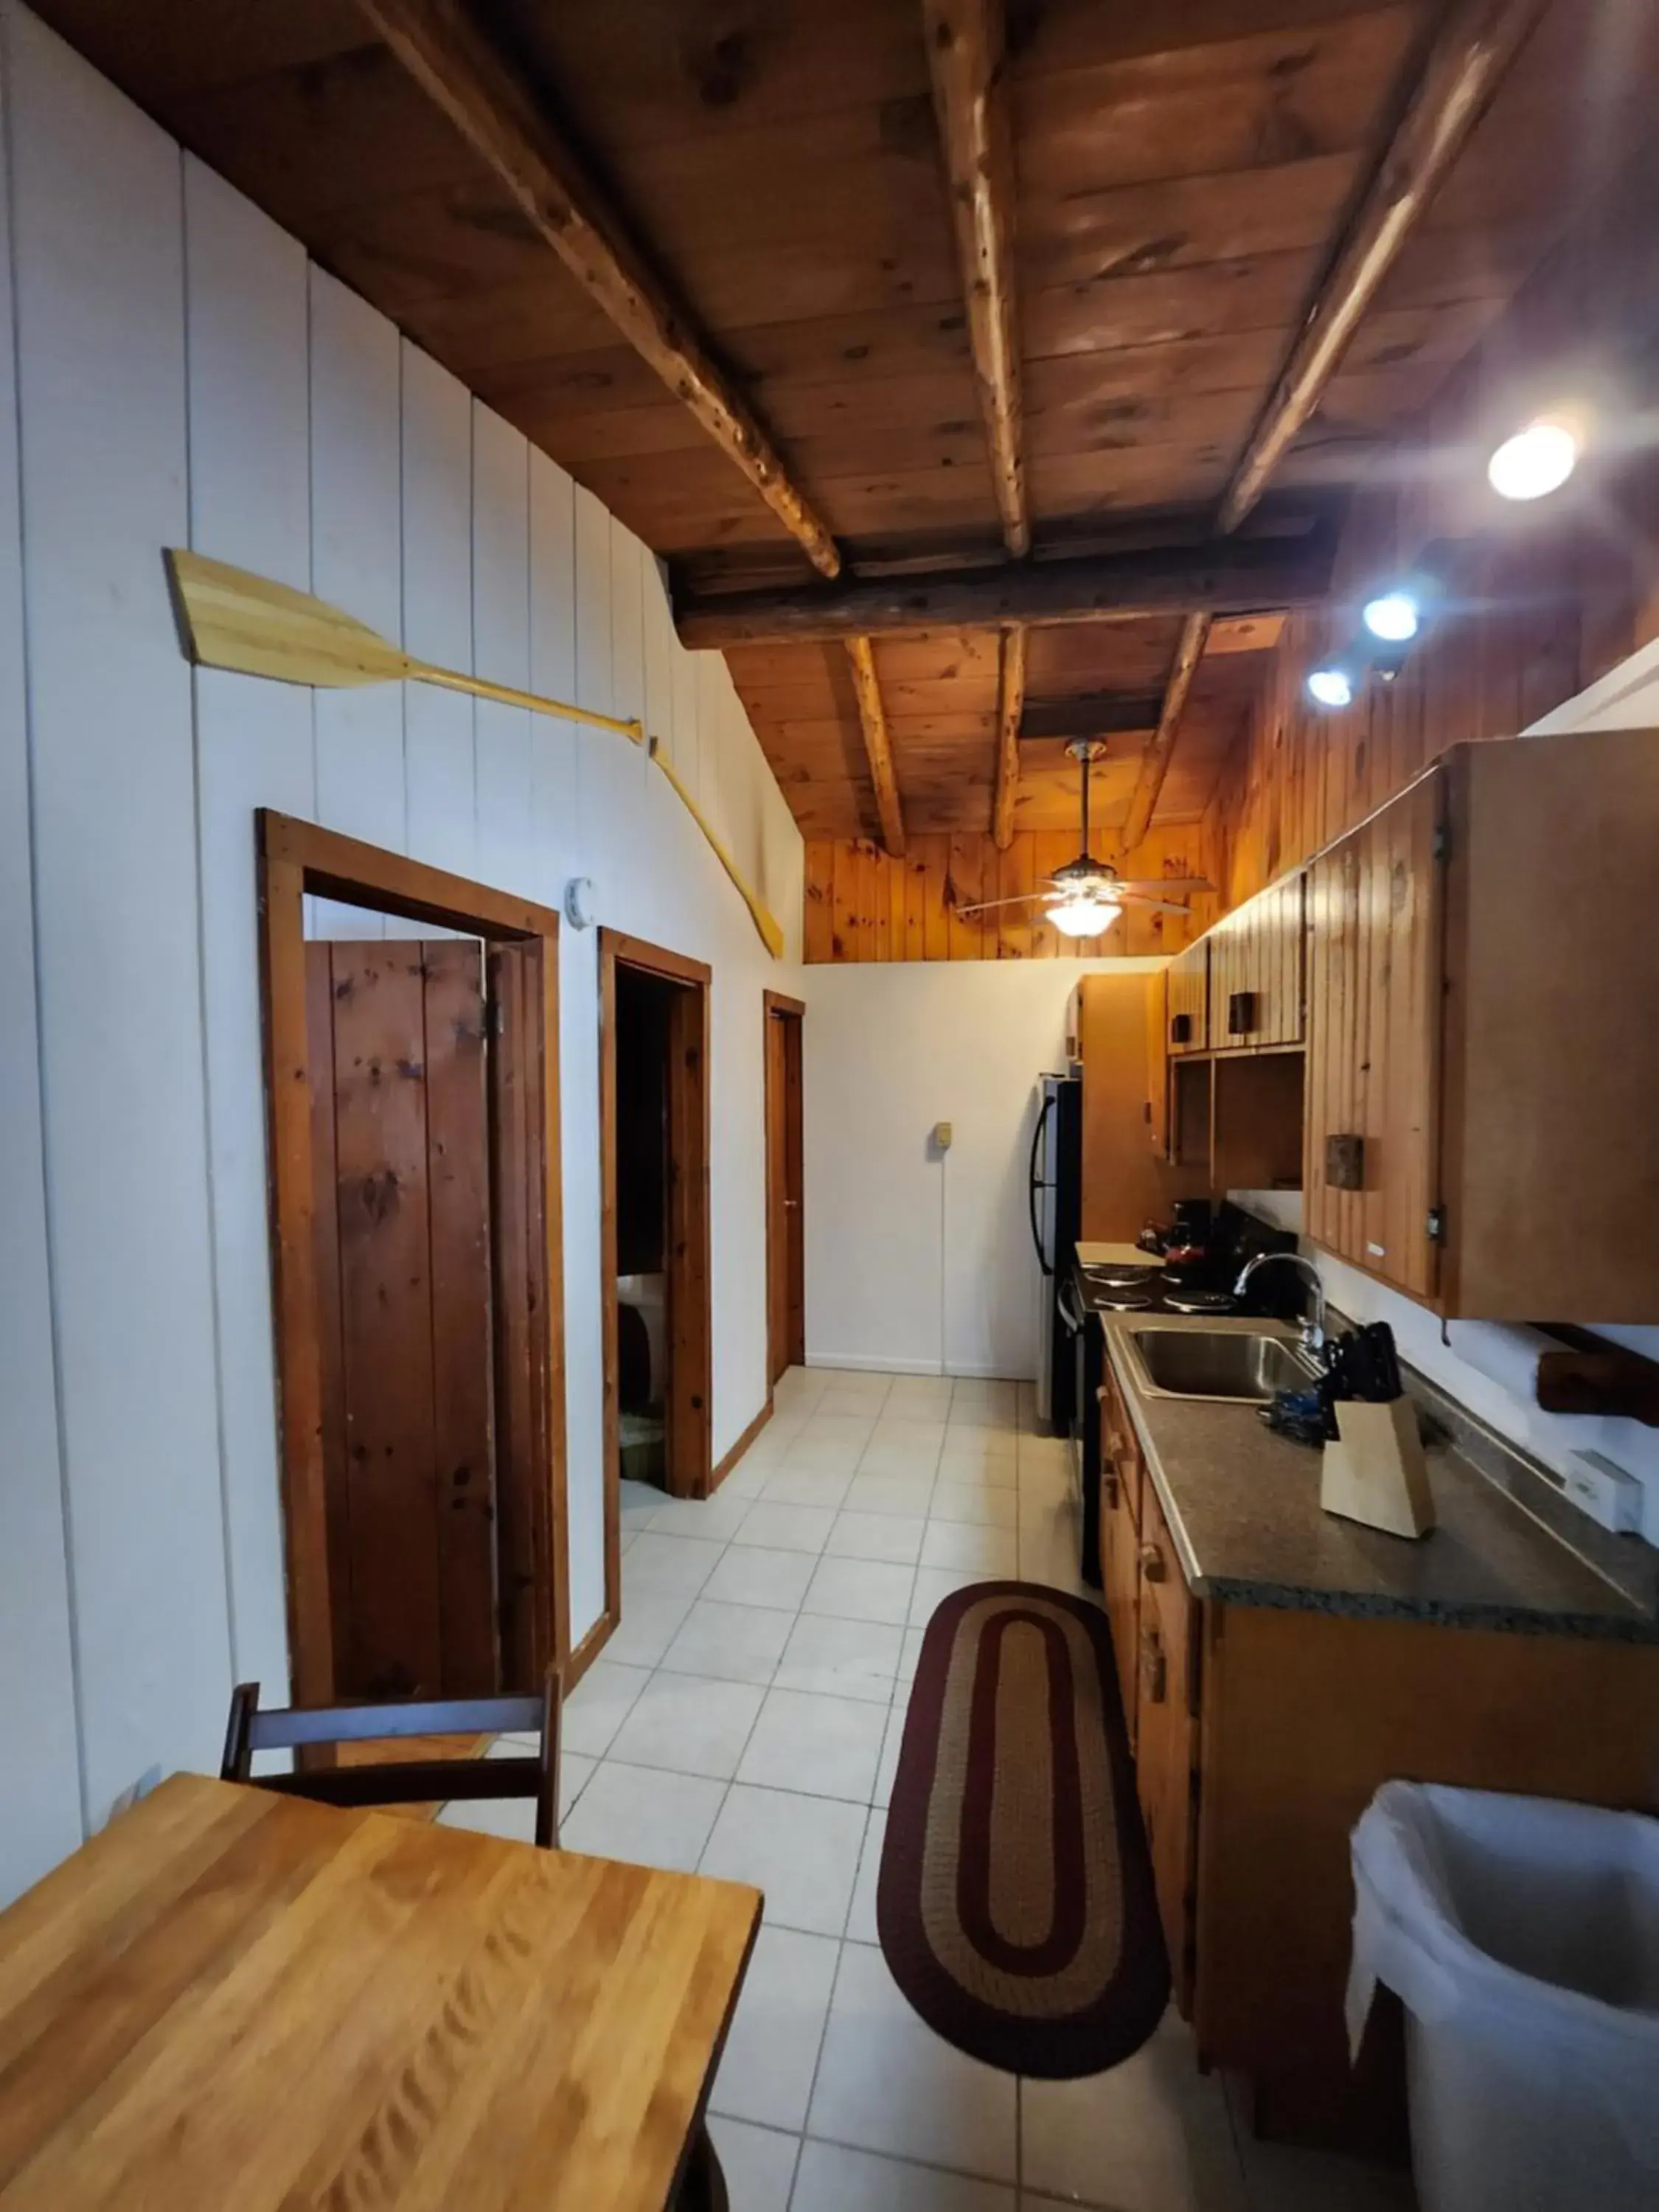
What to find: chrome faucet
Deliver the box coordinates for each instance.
[1234,1252,1327,1363]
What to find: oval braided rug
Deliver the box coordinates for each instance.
[877,1580,1169,2077]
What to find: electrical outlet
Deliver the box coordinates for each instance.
[1565,1450,1643,1534]
[932,1121,953,1152]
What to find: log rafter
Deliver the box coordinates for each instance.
[1125,0,1549,848]
[361,0,841,578]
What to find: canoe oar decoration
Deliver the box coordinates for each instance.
[166,547,644,740]
[650,737,785,959]
[164,549,785,959]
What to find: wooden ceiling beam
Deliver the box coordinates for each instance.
[358,0,841,578]
[1130,0,1548,841]
[990,624,1027,849]
[1121,613,1208,855]
[1219,0,1551,534]
[844,638,908,856]
[1018,691,1166,743]
[672,524,1335,649]
[923,0,1026,560]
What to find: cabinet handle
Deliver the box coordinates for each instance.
[1169,1012,1193,1046]
[1139,1540,1166,1583]
[1325,1133,1365,1191]
[1140,1627,1167,1704]
[1227,990,1259,1036]
[1103,1470,1120,1512]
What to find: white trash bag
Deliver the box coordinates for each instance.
[1349,1781,1659,2212]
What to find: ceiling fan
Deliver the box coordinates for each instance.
[953,740,1211,937]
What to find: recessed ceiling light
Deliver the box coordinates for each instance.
[1307,667,1355,710]
[1488,417,1579,502]
[1362,591,1421,643]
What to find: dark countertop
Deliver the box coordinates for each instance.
[1100,1313,1659,1641]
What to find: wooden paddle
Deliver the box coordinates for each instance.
[650,738,786,959]
[167,548,644,740]
[165,548,787,959]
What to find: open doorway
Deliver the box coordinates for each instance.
[599,932,712,1549]
[258,813,568,1710]
[765,992,806,1385]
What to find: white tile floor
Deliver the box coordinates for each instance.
[440,1366,1414,2212]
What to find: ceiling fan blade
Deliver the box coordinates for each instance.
[1113,877,1212,892]
[951,892,1054,917]
[1119,894,1195,916]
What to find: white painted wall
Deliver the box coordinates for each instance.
[801,961,1162,1377]
[0,4,803,1903]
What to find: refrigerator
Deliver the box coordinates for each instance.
[1029,1072,1082,1434]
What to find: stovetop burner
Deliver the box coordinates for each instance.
[1161,1285,1238,1315]
[1075,1260,1239,1318]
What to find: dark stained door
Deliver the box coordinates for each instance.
[307,939,497,1700]
[766,1004,805,1384]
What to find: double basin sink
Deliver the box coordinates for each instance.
[1121,1327,1316,1404]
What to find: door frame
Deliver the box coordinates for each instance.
[257,810,568,1707]
[598,931,714,1613]
[764,991,807,1383]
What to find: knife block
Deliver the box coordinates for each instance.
[1321,1397,1435,1540]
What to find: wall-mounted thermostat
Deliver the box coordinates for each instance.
[932,1121,953,1152]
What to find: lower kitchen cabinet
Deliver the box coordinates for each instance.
[1132,1482,1200,2017]
[1097,1362,1141,1742]
[1105,1436,1659,2152]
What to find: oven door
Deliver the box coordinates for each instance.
[1057,1276,1086,1484]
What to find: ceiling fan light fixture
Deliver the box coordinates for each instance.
[1049,895,1121,939]
[1488,414,1580,502]
[1307,665,1355,710]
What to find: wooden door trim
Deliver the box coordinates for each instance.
[258,810,568,1706]
[598,928,714,1629]
[763,992,806,1384]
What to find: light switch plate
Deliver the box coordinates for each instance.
[933,1121,953,1151]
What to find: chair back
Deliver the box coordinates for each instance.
[220,1671,561,1848]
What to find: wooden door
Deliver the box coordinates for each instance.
[765,998,805,1383]
[1304,774,1443,1300]
[307,940,498,1701]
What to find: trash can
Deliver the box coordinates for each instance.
[1349,1782,1659,2212]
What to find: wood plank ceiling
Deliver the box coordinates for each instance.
[38,0,1659,846]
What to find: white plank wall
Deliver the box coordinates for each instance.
[0,1,804,1896]
[7,2,233,1836]
[0,18,81,1901]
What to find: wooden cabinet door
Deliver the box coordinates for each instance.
[1165,940,1208,1057]
[1206,875,1305,1050]
[1304,774,1443,1301]
[1098,1363,1142,1742]
[1134,1484,1200,2014]
[1145,969,1171,1159]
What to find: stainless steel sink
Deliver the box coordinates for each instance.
[1124,1329,1315,1403]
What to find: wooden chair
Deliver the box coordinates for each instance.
[220,1671,563,1848]
[221,1669,727,2205]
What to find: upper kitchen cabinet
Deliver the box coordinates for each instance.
[1206,873,1305,1051]
[1305,773,1442,1301]
[1305,728,1659,1321]
[1165,939,1208,1058]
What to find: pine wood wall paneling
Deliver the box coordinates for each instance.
[801,827,1208,961]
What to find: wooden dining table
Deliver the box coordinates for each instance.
[0,1773,761,2209]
